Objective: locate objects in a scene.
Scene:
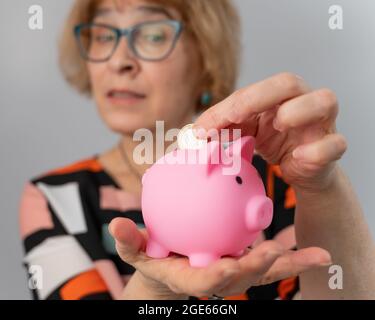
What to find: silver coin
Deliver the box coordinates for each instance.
[177,124,207,150]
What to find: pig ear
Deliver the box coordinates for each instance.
[225,136,255,163]
[205,140,223,176]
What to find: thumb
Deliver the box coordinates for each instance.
[108,217,147,264]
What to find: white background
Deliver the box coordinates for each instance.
[0,0,374,299]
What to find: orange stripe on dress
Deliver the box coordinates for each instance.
[223,293,248,300]
[285,186,296,209]
[267,164,297,209]
[199,293,248,300]
[266,164,280,201]
[46,158,103,176]
[60,269,109,300]
[277,276,298,300]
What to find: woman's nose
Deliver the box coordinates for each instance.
[107,38,139,75]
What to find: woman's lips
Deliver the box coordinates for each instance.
[107,90,146,106]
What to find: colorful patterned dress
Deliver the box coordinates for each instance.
[19,154,298,300]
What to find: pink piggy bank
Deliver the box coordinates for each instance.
[141,136,273,267]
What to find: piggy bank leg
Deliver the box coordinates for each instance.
[189,253,220,268]
[246,196,273,232]
[146,238,170,259]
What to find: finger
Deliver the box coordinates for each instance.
[132,253,241,297]
[194,73,311,132]
[212,241,285,296]
[259,247,332,285]
[235,241,285,285]
[274,89,339,132]
[292,133,348,165]
[216,246,331,297]
[163,257,241,297]
[110,217,242,296]
[108,217,147,264]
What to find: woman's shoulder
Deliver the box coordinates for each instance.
[19,156,114,218]
[19,155,110,240]
[28,155,107,187]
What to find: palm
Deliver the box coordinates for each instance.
[110,217,331,298]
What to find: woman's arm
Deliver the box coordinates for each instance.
[295,165,375,299]
[19,181,114,300]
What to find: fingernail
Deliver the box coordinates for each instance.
[273,118,283,132]
[319,260,333,267]
[108,223,114,236]
[193,125,207,139]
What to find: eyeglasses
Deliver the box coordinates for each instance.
[74,19,183,63]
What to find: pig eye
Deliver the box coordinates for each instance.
[235,176,243,185]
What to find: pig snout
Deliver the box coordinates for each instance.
[245,195,273,232]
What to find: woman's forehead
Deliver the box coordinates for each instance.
[96,0,153,11]
[93,0,178,19]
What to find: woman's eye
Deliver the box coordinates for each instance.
[144,33,166,43]
[94,34,115,43]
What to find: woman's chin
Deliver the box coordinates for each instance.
[106,117,155,135]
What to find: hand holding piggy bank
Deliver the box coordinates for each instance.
[141,136,273,267]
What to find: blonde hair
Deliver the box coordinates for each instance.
[59,0,241,110]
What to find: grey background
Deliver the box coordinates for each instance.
[0,0,374,299]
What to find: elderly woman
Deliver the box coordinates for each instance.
[19,0,375,300]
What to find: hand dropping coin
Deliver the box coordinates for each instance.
[177,124,207,150]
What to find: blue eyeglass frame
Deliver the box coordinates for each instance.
[74,19,183,63]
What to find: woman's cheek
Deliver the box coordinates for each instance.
[87,64,104,91]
